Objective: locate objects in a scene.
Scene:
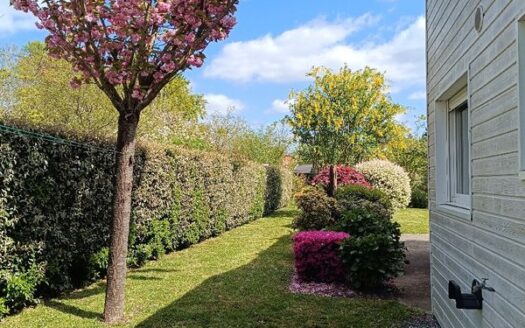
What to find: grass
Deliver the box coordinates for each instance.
[2,208,417,328]
[394,208,429,234]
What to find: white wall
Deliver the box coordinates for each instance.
[427,0,525,327]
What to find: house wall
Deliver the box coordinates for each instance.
[427,1,525,327]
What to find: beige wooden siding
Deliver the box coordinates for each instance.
[427,0,525,327]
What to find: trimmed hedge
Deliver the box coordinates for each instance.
[264,166,294,215]
[293,186,338,231]
[409,184,428,209]
[293,231,349,283]
[0,123,292,314]
[356,160,411,210]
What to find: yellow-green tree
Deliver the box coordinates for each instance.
[288,66,406,168]
[205,112,291,165]
[1,42,205,142]
[385,116,428,207]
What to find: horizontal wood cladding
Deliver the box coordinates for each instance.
[427,0,525,327]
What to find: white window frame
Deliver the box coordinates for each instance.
[517,18,525,180]
[434,75,472,217]
[446,88,470,208]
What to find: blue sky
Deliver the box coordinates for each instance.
[0,0,426,130]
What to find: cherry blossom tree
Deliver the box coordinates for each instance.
[12,0,238,323]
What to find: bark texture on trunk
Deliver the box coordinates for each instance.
[103,112,139,324]
[327,164,337,197]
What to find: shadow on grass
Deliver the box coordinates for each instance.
[134,235,413,328]
[135,268,179,274]
[46,300,102,320]
[61,282,106,300]
[128,275,163,281]
[136,236,294,328]
[31,209,412,327]
[38,227,413,327]
[265,209,299,219]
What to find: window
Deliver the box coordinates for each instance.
[435,79,471,214]
[447,88,470,207]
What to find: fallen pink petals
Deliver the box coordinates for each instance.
[289,272,355,298]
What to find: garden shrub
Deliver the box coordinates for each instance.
[0,298,8,319]
[293,231,350,283]
[340,234,406,290]
[356,159,411,210]
[0,121,293,314]
[312,165,371,189]
[1,263,44,313]
[88,247,109,280]
[336,208,406,289]
[292,174,308,193]
[334,207,397,237]
[293,186,338,230]
[128,244,154,268]
[334,185,394,222]
[409,183,428,209]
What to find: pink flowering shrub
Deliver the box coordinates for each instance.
[312,166,371,189]
[293,231,350,283]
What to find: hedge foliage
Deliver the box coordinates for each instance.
[334,185,394,222]
[335,186,406,289]
[0,123,292,316]
[356,160,411,210]
[264,166,294,215]
[293,186,338,231]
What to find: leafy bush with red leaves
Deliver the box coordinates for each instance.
[293,231,350,283]
[312,166,371,189]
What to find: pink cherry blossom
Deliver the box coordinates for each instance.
[187,55,204,67]
[12,0,239,112]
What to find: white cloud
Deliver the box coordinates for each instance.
[0,2,37,34]
[408,91,426,100]
[205,15,425,93]
[204,93,245,115]
[268,99,290,114]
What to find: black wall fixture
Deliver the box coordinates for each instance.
[448,279,495,310]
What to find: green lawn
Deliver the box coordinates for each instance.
[3,208,417,328]
[394,208,429,234]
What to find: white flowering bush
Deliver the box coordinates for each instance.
[356,160,411,210]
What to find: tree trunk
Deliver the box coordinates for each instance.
[327,164,337,197]
[103,112,139,324]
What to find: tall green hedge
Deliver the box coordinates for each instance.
[0,124,292,309]
[263,166,294,215]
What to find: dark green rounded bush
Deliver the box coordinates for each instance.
[334,207,395,237]
[339,231,405,289]
[335,208,406,289]
[409,186,428,209]
[335,185,394,222]
[293,186,338,231]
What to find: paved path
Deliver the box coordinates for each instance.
[394,234,431,312]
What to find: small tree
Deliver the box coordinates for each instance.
[287,66,405,195]
[12,0,238,323]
